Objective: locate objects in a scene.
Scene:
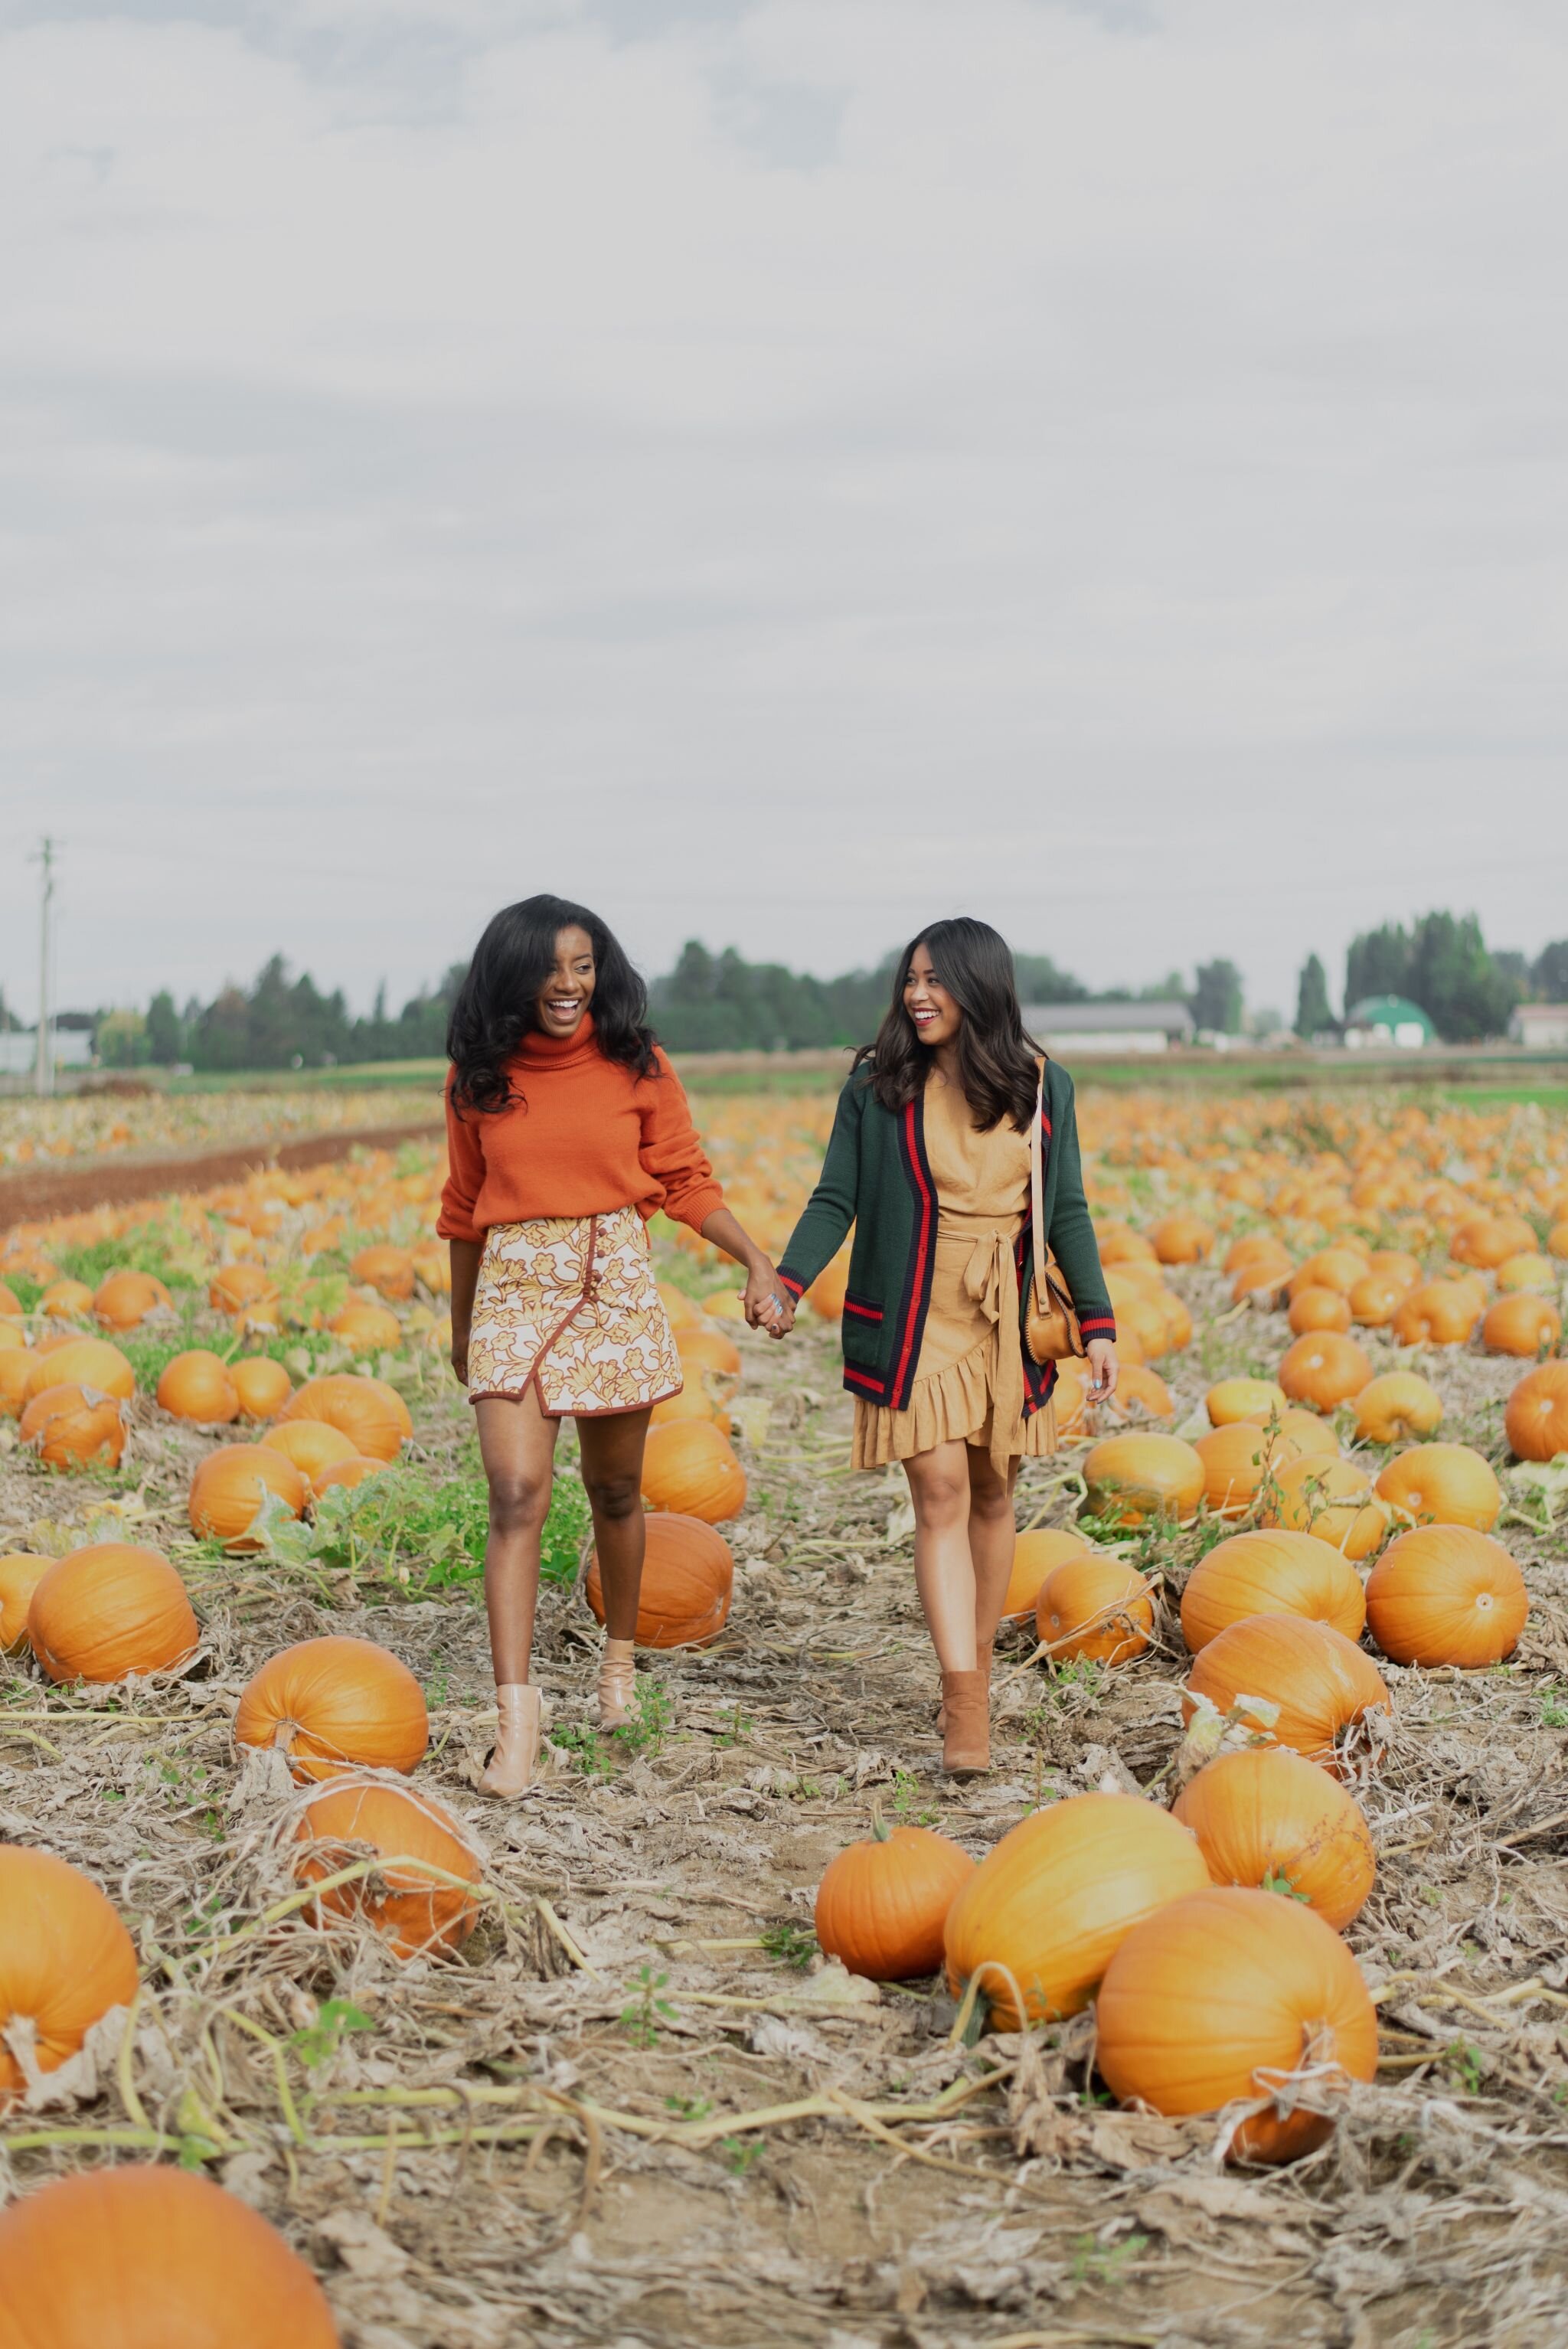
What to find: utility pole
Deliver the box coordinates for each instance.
[33,836,55,1097]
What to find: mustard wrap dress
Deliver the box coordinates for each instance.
[851,1071,1057,1478]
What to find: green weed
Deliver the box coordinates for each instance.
[291,1998,375,2070]
[620,1965,676,2050]
[1070,2230,1148,2286]
[760,1919,817,1972]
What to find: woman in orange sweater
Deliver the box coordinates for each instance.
[439,894,791,1797]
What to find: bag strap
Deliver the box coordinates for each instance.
[1031,1058,1046,1295]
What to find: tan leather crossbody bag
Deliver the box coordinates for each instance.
[1024,1060,1086,1367]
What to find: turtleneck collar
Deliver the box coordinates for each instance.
[514,1010,601,1069]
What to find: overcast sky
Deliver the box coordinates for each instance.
[2,0,1565,1027]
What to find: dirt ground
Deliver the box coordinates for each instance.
[3,1260,1568,2349]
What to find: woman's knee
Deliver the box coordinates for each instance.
[967,1473,1013,1524]
[583,1469,643,1522]
[906,1465,969,1525]
[486,1468,551,1531]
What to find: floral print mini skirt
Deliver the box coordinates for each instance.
[466,1208,684,1417]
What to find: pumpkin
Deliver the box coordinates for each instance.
[649,1386,732,1437]
[0,1846,139,2102]
[1287,1286,1352,1337]
[1366,1249,1421,1288]
[1260,1455,1385,1560]
[0,1350,33,1419]
[1451,1212,1535,1269]
[1230,1250,1292,1302]
[1095,1886,1377,2163]
[585,1511,733,1646]
[1192,1422,1293,1517]
[312,1455,390,1497]
[188,1444,308,1548]
[1173,1747,1375,1929]
[1348,1271,1412,1327]
[943,1793,1207,2029]
[19,1382,126,1471]
[1374,1441,1500,1533]
[28,1543,198,1684]
[156,1349,240,1424]
[1495,1251,1556,1295]
[815,1812,975,1980]
[280,1374,412,1462]
[21,1336,135,1404]
[1099,1226,1158,1265]
[236,1635,429,1781]
[209,1263,282,1320]
[1353,1372,1444,1445]
[0,1280,22,1318]
[232,1354,293,1419]
[1001,1527,1090,1620]
[0,1554,50,1652]
[1482,1294,1562,1357]
[1287,1248,1367,1300]
[1206,1378,1287,1429]
[1179,1530,1366,1653]
[1261,1406,1340,1459]
[261,1418,364,1494]
[1392,1281,1481,1348]
[292,1776,482,1956]
[1147,1214,1213,1264]
[656,1280,702,1331]
[349,1243,416,1301]
[640,1420,746,1524]
[1504,1362,1568,1461]
[1277,1332,1373,1413]
[93,1269,172,1330]
[328,1301,403,1352]
[1364,1526,1528,1667]
[0,2167,339,2348]
[1036,1555,1154,1664]
[807,1256,850,1319]
[1082,1433,1204,1527]
[1106,1363,1175,1422]
[1550,1219,1568,1261]
[1183,1616,1389,1769]
[675,1325,743,1394]
[41,1277,94,1320]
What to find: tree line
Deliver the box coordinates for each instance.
[1295,915,1566,1044]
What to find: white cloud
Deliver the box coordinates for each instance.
[2,0,1565,1024]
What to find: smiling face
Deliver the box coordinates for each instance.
[534,923,596,1038]
[903,941,962,1050]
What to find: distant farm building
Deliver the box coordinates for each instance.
[1342,996,1435,1050]
[1509,1004,1568,1050]
[1024,1001,1194,1056]
[0,1026,95,1076]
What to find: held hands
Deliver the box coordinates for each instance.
[743,1258,795,1339]
[1086,1337,1118,1402]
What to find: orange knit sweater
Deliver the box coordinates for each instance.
[436,1018,724,1244]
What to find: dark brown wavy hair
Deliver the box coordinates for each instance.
[854,917,1041,1130]
[447,894,656,1115]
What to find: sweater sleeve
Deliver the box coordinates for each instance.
[777,1075,864,1299]
[641,1054,725,1234]
[1046,1076,1116,1342]
[436,1072,485,1244]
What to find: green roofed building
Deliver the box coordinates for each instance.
[1343,995,1436,1050]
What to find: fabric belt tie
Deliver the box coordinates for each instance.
[956,1219,1025,1482]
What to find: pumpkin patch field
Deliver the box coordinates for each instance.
[1,1081,1566,2347]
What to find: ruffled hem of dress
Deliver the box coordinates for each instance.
[850,1336,1057,1469]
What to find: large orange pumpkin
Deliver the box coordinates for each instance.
[1505,1362,1568,1462]
[280,1374,412,1462]
[19,1383,126,1472]
[1451,1212,1535,1269]
[1205,1378,1288,1429]
[585,1512,733,1646]
[209,1263,283,1321]
[1036,1555,1154,1664]
[1183,1616,1389,1769]
[1287,1248,1366,1300]
[1277,1332,1373,1413]
[1364,1526,1529,1667]
[349,1243,416,1301]
[1260,1455,1385,1560]
[1482,1294,1562,1357]
[1179,1529,1365,1653]
[0,1844,139,2101]
[649,1386,731,1436]
[156,1349,240,1423]
[1082,1433,1204,1527]
[1192,1422,1293,1518]
[235,1635,429,1781]
[1148,1214,1214,1265]
[40,1277,94,1320]
[1496,1251,1557,1295]
[806,1256,850,1319]
[999,1527,1089,1619]
[292,1776,481,1957]
[0,2167,339,2348]
[0,1554,51,1651]
[312,1454,390,1498]
[942,1792,1208,2028]
[675,1325,743,1396]
[328,1301,403,1353]
[1374,1442,1501,1533]
[1173,1747,1375,1930]
[22,1336,135,1405]
[188,1445,308,1549]
[1392,1281,1481,1348]
[1095,1886,1378,2163]
[93,1269,172,1330]
[815,1816,975,1980]
[0,1349,34,1418]
[639,1420,746,1523]
[260,1418,363,1495]
[232,1354,294,1419]
[28,1543,198,1684]
[1348,1271,1411,1328]
[1287,1286,1352,1337]
[1353,1372,1443,1445]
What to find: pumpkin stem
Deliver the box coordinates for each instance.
[870,1796,890,1842]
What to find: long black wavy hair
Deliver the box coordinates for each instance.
[446,894,657,1115]
[854,916,1041,1131]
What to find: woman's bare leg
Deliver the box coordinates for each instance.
[903,1440,979,1673]
[577,1406,654,1640]
[966,1443,1020,1654]
[473,1389,558,1686]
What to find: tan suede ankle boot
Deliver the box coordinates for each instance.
[936,1639,993,1733]
[479,1684,540,1799]
[940,1669,991,1776]
[597,1637,637,1730]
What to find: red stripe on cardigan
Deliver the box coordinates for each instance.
[891,1099,933,1407]
[842,1299,883,1322]
[844,1364,885,1394]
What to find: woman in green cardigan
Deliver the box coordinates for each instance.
[777,920,1118,1776]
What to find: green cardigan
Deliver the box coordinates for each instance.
[777,1059,1116,1414]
